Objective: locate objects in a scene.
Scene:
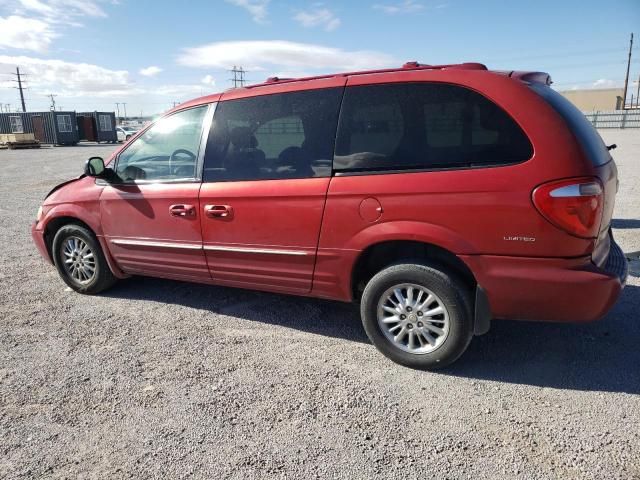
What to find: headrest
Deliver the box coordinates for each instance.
[229,126,258,149]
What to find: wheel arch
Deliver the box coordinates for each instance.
[350,239,477,301]
[42,213,126,279]
[350,239,490,336]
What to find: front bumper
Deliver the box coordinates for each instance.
[462,236,627,323]
[31,221,53,265]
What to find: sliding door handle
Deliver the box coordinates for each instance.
[205,204,233,218]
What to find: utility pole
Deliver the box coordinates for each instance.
[47,94,57,111]
[229,65,246,88]
[622,33,633,110]
[122,102,127,122]
[115,102,121,122]
[10,67,27,112]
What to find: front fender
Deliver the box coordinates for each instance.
[37,201,128,279]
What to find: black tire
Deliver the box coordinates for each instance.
[360,263,473,370]
[52,224,117,294]
[126,135,131,141]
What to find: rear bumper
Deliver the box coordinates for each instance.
[31,221,53,264]
[462,237,627,323]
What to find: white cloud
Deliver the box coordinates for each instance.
[139,65,162,77]
[178,40,395,73]
[293,8,341,31]
[201,74,216,86]
[0,55,133,97]
[0,15,57,52]
[373,0,424,14]
[224,0,269,23]
[592,79,618,89]
[18,0,107,19]
[153,84,204,97]
[0,1,112,53]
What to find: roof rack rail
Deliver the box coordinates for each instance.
[257,61,488,88]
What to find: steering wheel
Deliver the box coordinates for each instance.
[170,148,196,162]
[169,149,196,176]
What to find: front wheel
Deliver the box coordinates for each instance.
[361,263,473,369]
[52,224,117,294]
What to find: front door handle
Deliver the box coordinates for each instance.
[205,204,233,218]
[169,204,195,217]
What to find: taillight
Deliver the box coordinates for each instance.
[532,177,604,238]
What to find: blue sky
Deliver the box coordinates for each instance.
[0,0,639,116]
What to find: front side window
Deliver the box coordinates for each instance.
[335,83,533,172]
[57,115,72,133]
[115,106,208,182]
[9,116,23,133]
[203,88,342,182]
[99,114,112,131]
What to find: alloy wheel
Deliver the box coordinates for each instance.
[376,283,450,354]
[60,236,96,284]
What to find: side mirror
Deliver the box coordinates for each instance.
[85,157,106,177]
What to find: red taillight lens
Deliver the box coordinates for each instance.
[532,177,604,238]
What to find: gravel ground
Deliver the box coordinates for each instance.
[1,132,639,479]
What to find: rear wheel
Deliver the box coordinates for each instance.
[361,263,473,369]
[52,224,117,294]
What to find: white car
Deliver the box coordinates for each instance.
[116,126,139,142]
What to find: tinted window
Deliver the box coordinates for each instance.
[529,83,611,166]
[334,83,533,172]
[203,88,342,182]
[116,106,208,182]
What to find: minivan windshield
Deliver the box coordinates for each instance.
[529,83,611,166]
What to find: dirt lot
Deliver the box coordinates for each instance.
[1,131,639,479]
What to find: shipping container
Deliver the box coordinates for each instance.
[0,111,79,145]
[77,111,117,142]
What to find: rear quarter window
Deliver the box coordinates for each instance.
[334,83,533,173]
[529,84,612,166]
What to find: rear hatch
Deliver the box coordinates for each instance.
[528,83,617,265]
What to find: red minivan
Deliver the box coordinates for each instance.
[31,62,628,369]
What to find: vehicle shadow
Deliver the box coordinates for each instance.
[103,277,640,394]
[450,284,640,394]
[103,276,367,343]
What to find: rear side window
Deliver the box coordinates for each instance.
[204,88,342,182]
[334,83,533,172]
[529,83,611,166]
